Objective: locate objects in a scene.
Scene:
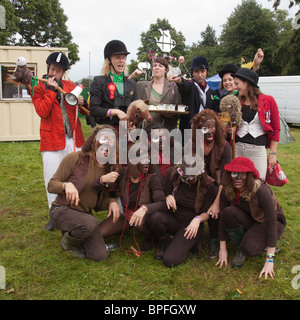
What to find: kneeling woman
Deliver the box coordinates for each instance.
[216,157,286,279]
[48,125,121,261]
[147,160,218,267]
[99,148,166,253]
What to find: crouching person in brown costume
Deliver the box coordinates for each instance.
[216,157,286,279]
[147,158,219,267]
[48,125,122,261]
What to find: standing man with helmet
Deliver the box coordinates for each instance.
[31,51,85,231]
[169,56,219,137]
[89,40,137,130]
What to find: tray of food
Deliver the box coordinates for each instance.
[148,104,189,114]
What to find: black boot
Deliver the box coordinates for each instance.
[155,237,169,260]
[61,232,85,259]
[227,226,246,268]
[44,220,55,231]
[209,238,219,259]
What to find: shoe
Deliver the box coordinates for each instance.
[44,220,55,231]
[155,238,169,260]
[227,226,246,268]
[191,240,202,259]
[105,243,120,252]
[61,232,85,259]
[209,238,219,259]
[232,248,246,268]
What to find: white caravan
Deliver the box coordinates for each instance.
[258,75,300,125]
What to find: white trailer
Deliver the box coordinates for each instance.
[258,75,300,125]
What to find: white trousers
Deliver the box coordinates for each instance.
[41,135,81,208]
[235,142,267,179]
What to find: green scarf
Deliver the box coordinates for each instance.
[109,72,124,83]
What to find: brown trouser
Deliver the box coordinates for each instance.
[49,205,108,261]
[147,211,204,268]
[218,206,286,256]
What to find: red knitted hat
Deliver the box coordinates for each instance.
[224,157,259,179]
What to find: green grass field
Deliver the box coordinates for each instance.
[0,119,299,300]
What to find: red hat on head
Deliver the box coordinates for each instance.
[224,157,259,179]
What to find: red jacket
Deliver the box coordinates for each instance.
[256,94,280,148]
[31,80,85,151]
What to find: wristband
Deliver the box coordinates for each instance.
[269,151,276,155]
[100,176,108,187]
[63,182,69,192]
[109,109,113,120]
[195,216,202,223]
[266,253,275,259]
[266,259,274,263]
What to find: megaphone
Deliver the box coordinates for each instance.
[64,85,84,106]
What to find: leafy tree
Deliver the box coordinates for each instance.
[0,0,79,66]
[199,25,218,47]
[219,0,281,75]
[273,27,300,74]
[0,0,19,45]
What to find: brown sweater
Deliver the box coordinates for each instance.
[48,152,116,213]
[118,167,166,215]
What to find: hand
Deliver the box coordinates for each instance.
[47,76,58,89]
[253,48,264,71]
[128,69,145,79]
[64,182,80,206]
[207,203,219,219]
[184,217,200,239]
[268,153,277,168]
[107,201,121,223]
[228,126,236,135]
[259,261,275,279]
[116,110,128,121]
[216,248,228,269]
[77,95,84,106]
[101,171,119,184]
[129,206,147,227]
[166,195,177,211]
[167,74,182,84]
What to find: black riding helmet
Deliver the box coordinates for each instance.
[104,40,130,59]
[46,51,69,71]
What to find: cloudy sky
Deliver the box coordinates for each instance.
[58,0,298,82]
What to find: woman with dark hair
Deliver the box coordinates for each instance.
[218,48,264,99]
[232,68,280,179]
[48,125,122,261]
[191,109,232,257]
[137,57,181,131]
[99,146,166,253]
[147,158,218,267]
[216,157,286,278]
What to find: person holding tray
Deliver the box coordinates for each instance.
[137,57,181,131]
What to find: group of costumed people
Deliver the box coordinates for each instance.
[24,39,286,280]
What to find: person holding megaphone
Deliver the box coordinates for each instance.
[31,51,86,231]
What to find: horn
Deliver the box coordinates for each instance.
[64,85,84,106]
